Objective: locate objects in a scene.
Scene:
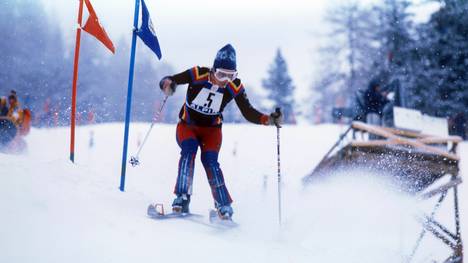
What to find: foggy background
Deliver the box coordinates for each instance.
[0,0,466,135]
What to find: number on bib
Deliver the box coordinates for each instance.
[189,89,224,115]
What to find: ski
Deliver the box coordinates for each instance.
[147,203,202,220]
[147,204,238,229]
[209,209,238,228]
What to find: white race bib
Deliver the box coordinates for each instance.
[188,88,224,115]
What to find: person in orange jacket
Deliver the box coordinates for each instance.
[7,90,24,127]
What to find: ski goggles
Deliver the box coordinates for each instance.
[214,68,238,82]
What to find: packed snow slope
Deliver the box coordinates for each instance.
[0,123,466,263]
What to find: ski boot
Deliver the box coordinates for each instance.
[172,194,191,214]
[216,205,234,220]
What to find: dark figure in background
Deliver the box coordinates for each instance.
[353,79,390,125]
[332,78,399,128]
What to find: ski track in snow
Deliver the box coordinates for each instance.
[0,123,466,263]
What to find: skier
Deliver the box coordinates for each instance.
[159,44,282,219]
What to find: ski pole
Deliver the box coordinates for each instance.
[129,95,168,167]
[275,107,282,227]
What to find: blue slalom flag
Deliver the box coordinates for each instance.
[120,0,164,191]
[136,0,162,60]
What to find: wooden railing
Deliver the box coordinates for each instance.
[350,122,460,161]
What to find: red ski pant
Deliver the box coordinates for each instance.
[174,121,233,207]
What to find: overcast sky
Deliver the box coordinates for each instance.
[42,0,439,106]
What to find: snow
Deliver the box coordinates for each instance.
[0,123,466,262]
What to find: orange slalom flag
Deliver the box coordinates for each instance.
[82,0,115,54]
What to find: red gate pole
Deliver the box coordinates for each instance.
[70,0,84,163]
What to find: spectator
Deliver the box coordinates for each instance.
[0,97,8,117]
[7,90,24,126]
[353,78,390,123]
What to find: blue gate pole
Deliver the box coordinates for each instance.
[120,0,140,192]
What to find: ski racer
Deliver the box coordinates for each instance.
[159,44,282,219]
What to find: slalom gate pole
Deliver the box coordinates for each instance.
[129,95,168,166]
[275,107,282,227]
[70,0,84,163]
[119,0,140,192]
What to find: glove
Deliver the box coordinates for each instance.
[159,77,176,96]
[268,108,283,128]
[386,91,395,101]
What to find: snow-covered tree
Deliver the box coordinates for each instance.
[375,0,413,69]
[372,0,414,107]
[0,0,70,119]
[0,1,176,125]
[406,0,468,118]
[311,1,380,122]
[262,49,296,124]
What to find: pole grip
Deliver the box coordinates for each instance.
[274,107,282,128]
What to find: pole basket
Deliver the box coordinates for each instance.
[129,156,140,167]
